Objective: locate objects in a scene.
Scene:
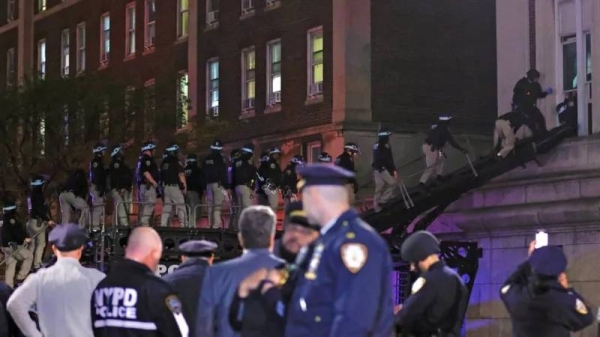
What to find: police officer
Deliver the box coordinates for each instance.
[184,154,203,225]
[285,164,394,337]
[1,202,33,288]
[160,143,187,227]
[163,240,217,337]
[276,201,320,263]
[89,143,108,230]
[500,243,594,337]
[494,111,528,158]
[372,128,397,211]
[512,69,553,135]
[92,227,188,336]
[228,149,242,228]
[315,152,331,164]
[58,169,89,227]
[396,230,468,337]
[7,224,105,337]
[27,175,55,270]
[235,143,257,210]
[281,155,304,204]
[335,143,360,205]
[419,116,467,187]
[108,145,133,227]
[203,139,229,229]
[557,92,577,128]
[136,141,159,227]
[256,152,275,210]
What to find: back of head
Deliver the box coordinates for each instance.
[125,227,163,270]
[238,206,276,249]
[401,230,440,264]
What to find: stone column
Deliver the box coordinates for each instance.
[535,0,558,129]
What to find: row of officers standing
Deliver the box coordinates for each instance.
[57,138,362,230]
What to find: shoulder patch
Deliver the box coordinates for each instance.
[270,163,276,169]
[286,169,291,175]
[575,298,588,315]
[9,219,15,224]
[145,160,151,167]
[235,161,242,168]
[411,277,426,294]
[340,243,368,274]
[165,295,183,314]
[500,284,510,294]
[385,143,390,149]
[93,162,98,168]
[114,162,120,169]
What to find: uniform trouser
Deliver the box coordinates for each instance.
[373,170,396,210]
[206,183,224,228]
[26,218,47,269]
[494,119,516,158]
[515,124,533,140]
[419,144,445,184]
[161,185,187,227]
[186,190,201,226]
[111,189,131,226]
[3,246,33,288]
[58,192,89,228]
[258,192,278,211]
[89,184,105,230]
[345,183,356,206]
[235,185,254,209]
[138,185,157,226]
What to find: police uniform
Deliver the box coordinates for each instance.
[235,144,257,210]
[59,169,90,227]
[285,165,395,337]
[256,148,283,211]
[500,246,594,337]
[1,203,33,288]
[27,176,51,269]
[163,240,217,337]
[419,116,466,185]
[89,144,108,230]
[316,152,332,164]
[397,231,468,337]
[512,69,551,134]
[372,129,397,210]
[136,142,159,226]
[494,111,527,158]
[184,154,204,224]
[281,155,303,205]
[228,149,242,229]
[335,143,360,206]
[7,224,105,337]
[92,259,189,337]
[159,144,187,227]
[108,146,133,227]
[203,139,229,229]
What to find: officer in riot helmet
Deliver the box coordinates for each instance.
[159,143,187,227]
[203,139,229,229]
[27,175,55,271]
[2,201,33,288]
[256,151,276,211]
[512,69,553,135]
[317,152,332,164]
[336,142,360,205]
[108,145,133,227]
[185,154,204,225]
[281,155,304,204]
[372,128,397,211]
[89,143,107,231]
[234,143,257,211]
[59,169,90,227]
[135,141,160,227]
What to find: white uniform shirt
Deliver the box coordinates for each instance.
[7,257,105,337]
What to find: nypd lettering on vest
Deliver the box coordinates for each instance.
[94,287,139,320]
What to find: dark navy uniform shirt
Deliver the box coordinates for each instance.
[281,164,299,194]
[136,154,159,186]
[28,188,50,221]
[397,261,468,336]
[184,163,203,193]
[203,151,228,187]
[89,156,107,192]
[61,170,89,198]
[424,124,463,152]
[285,209,394,337]
[335,152,358,192]
[160,155,184,186]
[1,215,27,247]
[512,77,547,108]
[234,158,257,187]
[109,158,133,191]
[372,142,396,175]
[500,262,594,337]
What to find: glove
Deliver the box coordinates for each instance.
[545,87,553,95]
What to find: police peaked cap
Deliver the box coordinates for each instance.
[31,174,45,186]
[378,128,392,137]
[187,154,198,162]
[438,115,452,122]
[241,143,254,154]
[291,155,304,164]
[260,151,270,162]
[141,141,157,152]
[270,147,282,155]
[211,139,223,150]
[110,145,123,157]
[344,143,360,154]
[317,152,332,163]
[296,164,355,191]
[401,230,441,263]
[49,224,89,252]
[529,245,567,276]
[93,143,107,153]
[285,201,320,231]
[2,201,16,212]
[166,143,180,153]
[178,240,218,257]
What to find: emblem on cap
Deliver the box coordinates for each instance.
[575,298,588,315]
[340,243,368,274]
[411,277,426,294]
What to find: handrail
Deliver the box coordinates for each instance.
[113,201,191,227]
[0,223,49,267]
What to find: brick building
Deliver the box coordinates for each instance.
[0,0,497,190]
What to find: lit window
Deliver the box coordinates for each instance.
[37,39,46,79]
[242,48,256,111]
[308,27,324,96]
[267,40,282,105]
[177,0,189,38]
[76,22,86,73]
[562,33,592,91]
[61,29,70,77]
[100,13,110,65]
[306,141,321,163]
[206,0,219,25]
[144,79,156,136]
[207,59,219,114]
[6,48,15,87]
[38,0,46,12]
[177,72,189,128]
[7,0,17,22]
[145,0,156,49]
[126,3,136,56]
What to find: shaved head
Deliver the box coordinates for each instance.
[302,185,349,226]
[125,227,163,272]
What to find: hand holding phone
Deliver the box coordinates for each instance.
[535,231,548,248]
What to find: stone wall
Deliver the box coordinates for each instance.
[433,135,600,336]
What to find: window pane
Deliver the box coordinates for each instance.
[128,8,135,26]
[181,12,189,35]
[272,74,281,92]
[211,90,219,107]
[313,64,323,83]
[103,16,110,30]
[247,81,255,99]
[271,43,281,63]
[105,39,110,54]
[272,62,281,74]
[313,50,323,63]
[312,35,323,52]
[246,50,255,69]
[562,42,576,91]
[586,34,592,82]
[181,0,189,10]
[210,62,219,79]
[129,33,136,53]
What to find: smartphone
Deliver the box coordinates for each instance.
[535,231,548,248]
